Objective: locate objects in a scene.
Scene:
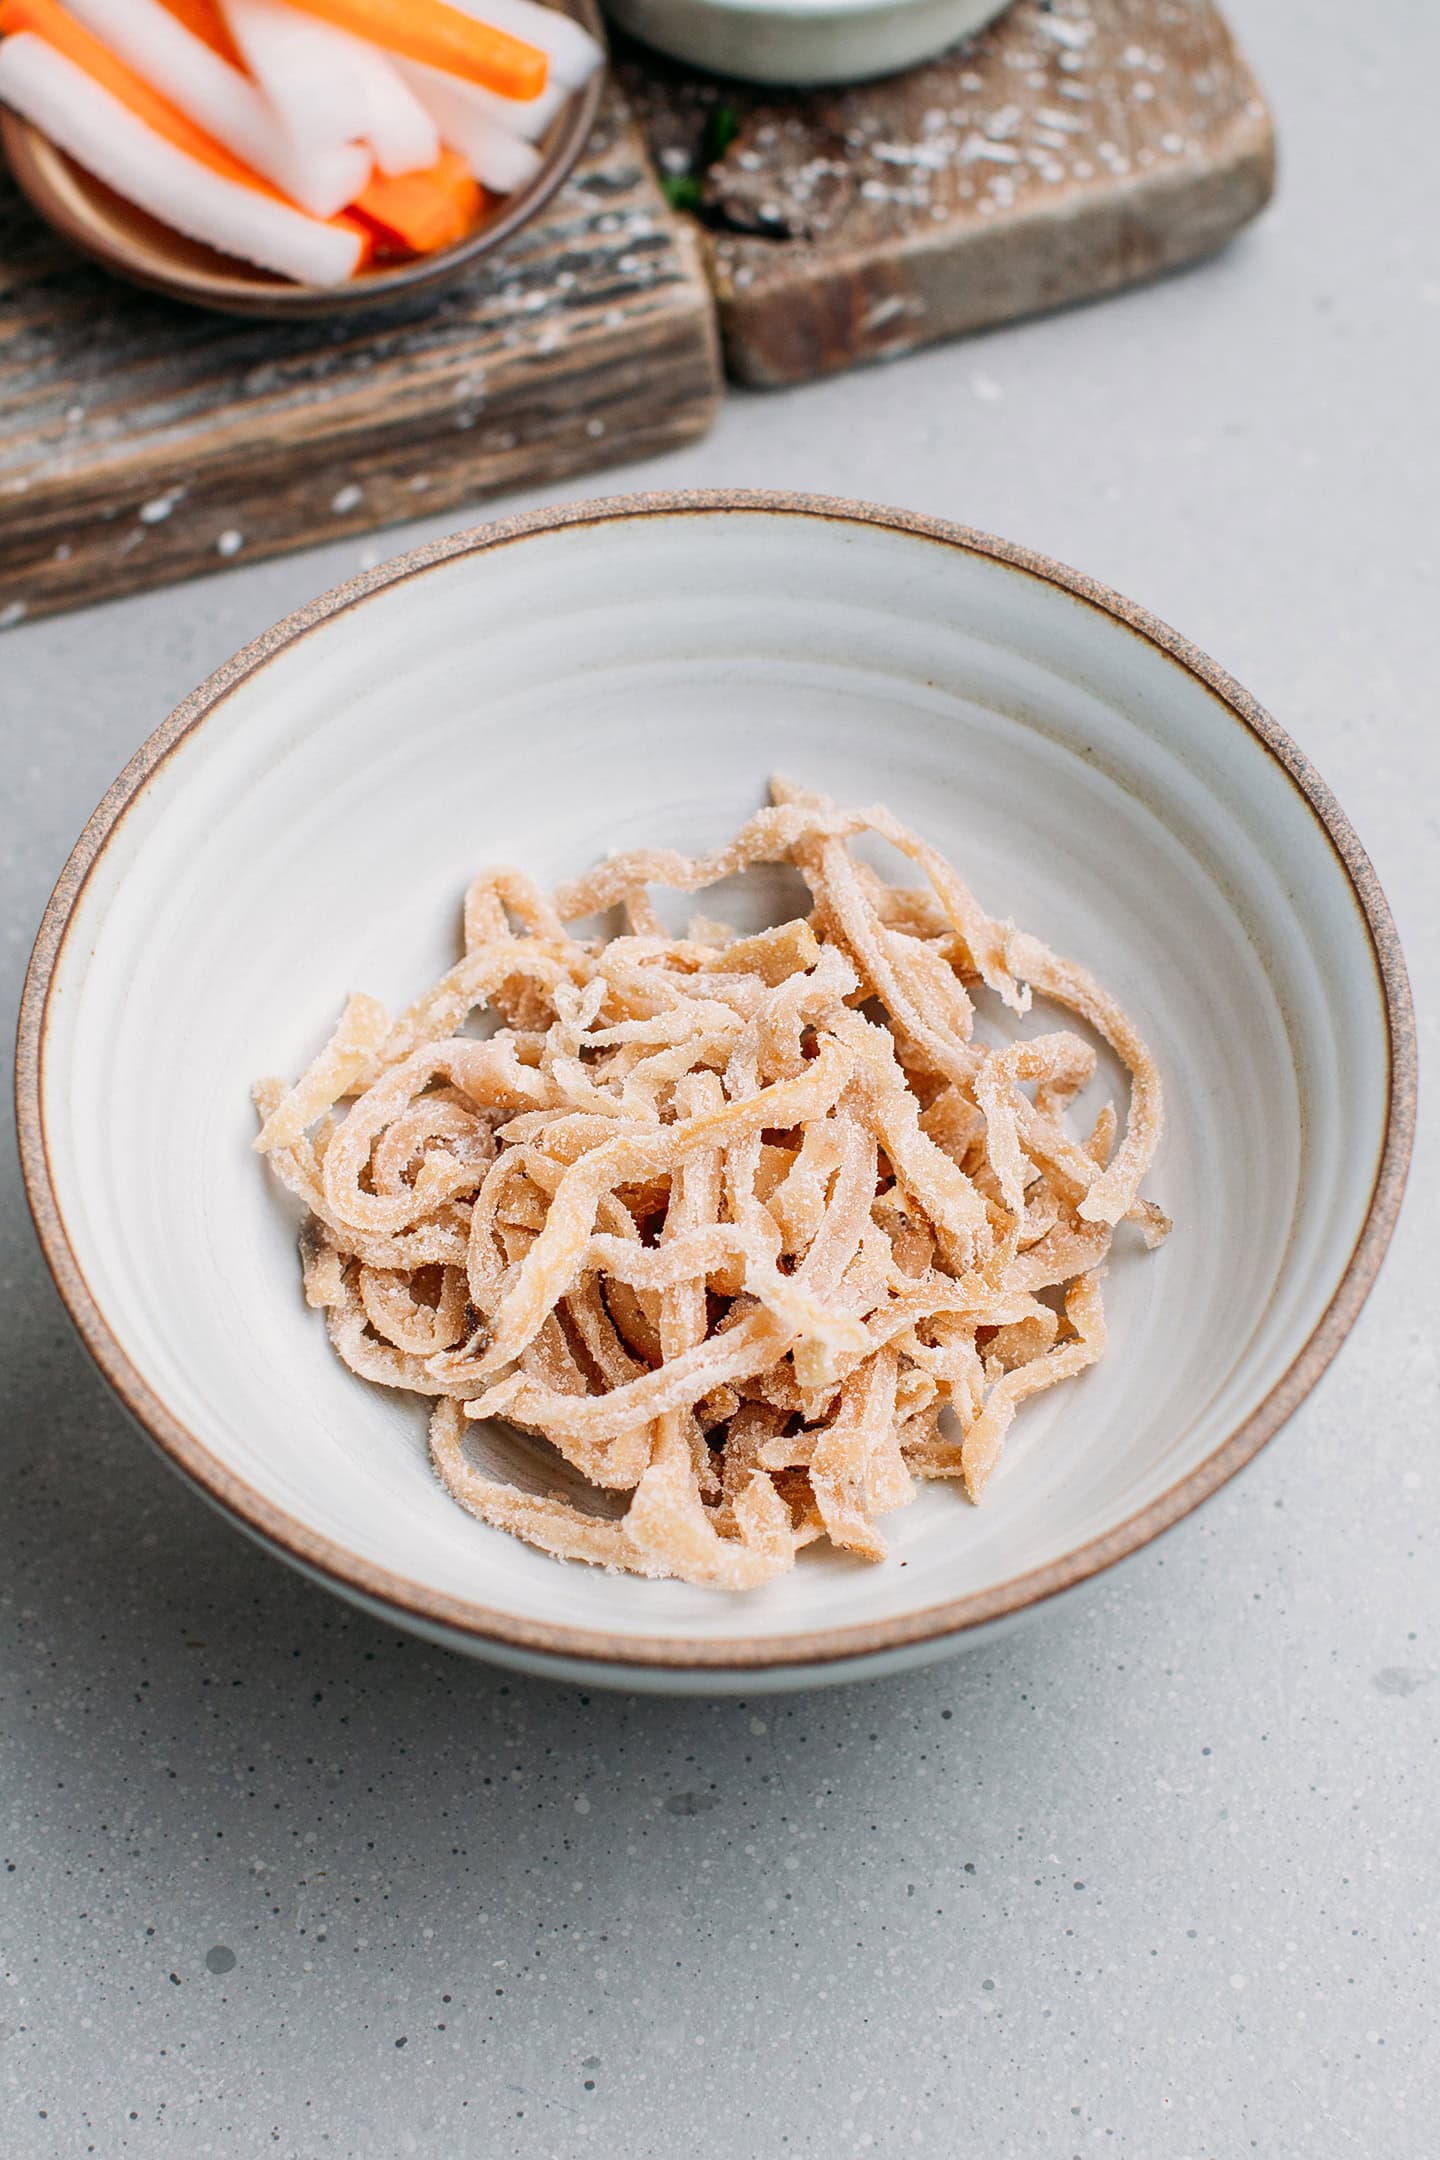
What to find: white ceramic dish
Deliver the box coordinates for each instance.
[17,494,1413,1693]
[604,0,1009,88]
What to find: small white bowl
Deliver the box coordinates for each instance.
[16,494,1414,1692]
[605,0,1010,88]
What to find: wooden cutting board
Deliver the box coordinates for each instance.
[0,85,723,628]
[620,0,1274,386]
[0,2,1271,625]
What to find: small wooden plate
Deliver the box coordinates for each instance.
[0,0,605,319]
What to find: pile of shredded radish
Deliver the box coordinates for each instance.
[0,0,602,283]
[254,781,1169,1589]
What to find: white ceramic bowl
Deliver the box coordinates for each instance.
[17,495,1414,1692]
[604,0,1010,88]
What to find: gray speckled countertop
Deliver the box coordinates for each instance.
[2,3,1436,2152]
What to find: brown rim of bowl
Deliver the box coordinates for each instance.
[14,491,1418,1673]
[0,0,605,321]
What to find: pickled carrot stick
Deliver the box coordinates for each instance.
[64,0,370,215]
[157,0,244,69]
[444,0,600,92]
[1,0,280,186]
[283,0,547,101]
[1,0,369,223]
[351,145,481,253]
[0,31,367,280]
[396,56,563,150]
[403,53,569,147]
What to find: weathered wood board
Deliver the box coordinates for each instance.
[0,85,723,627]
[620,0,1274,386]
[0,3,1271,624]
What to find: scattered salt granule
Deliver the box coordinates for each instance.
[139,487,186,524]
[627,0,1243,242]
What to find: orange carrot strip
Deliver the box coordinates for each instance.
[0,29,371,278]
[156,0,244,70]
[282,0,546,101]
[0,0,371,258]
[0,0,279,188]
[351,147,483,255]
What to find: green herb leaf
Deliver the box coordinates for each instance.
[702,103,741,163]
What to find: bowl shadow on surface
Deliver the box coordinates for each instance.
[4,1228,1060,1708]
[5,1246,1099,1996]
[7,1243,1056,1699]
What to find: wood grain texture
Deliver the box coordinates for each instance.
[0,86,723,627]
[0,3,1272,625]
[620,0,1275,387]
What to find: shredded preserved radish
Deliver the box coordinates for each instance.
[255,781,1169,1584]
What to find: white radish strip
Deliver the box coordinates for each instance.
[0,36,362,285]
[1008,930,1163,1229]
[397,56,566,146]
[227,2,438,177]
[961,1268,1108,1499]
[444,0,603,90]
[223,0,373,154]
[226,133,367,222]
[62,0,370,216]
[333,35,440,176]
[395,60,543,190]
[233,130,367,221]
